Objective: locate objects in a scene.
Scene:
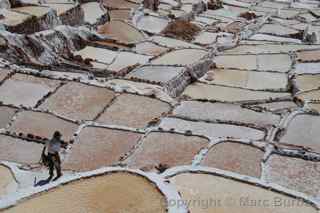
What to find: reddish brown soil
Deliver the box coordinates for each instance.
[161,20,201,41]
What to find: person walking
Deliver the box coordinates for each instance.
[43,131,65,181]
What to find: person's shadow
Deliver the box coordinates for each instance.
[34,177,51,187]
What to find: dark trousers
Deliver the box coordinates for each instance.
[48,152,61,177]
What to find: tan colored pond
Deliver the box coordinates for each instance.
[4,172,167,213]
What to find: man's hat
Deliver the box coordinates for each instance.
[53,131,62,138]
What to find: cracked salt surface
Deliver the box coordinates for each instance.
[1,0,320,212]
